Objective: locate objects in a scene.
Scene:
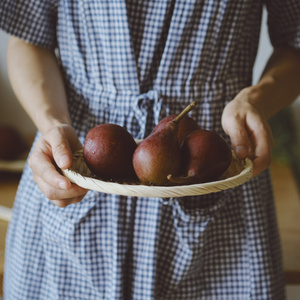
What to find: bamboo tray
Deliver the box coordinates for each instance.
[62,150,253,198]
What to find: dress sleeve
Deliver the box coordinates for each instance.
[265,0,300,49]
[0,0,58,50]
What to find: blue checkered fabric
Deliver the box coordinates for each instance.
[1,1,300,299]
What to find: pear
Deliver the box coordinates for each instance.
[0,125,28,160]
[83,124,137,182]
[152,114,200,145]
[168,129,232,184]
[132,102,196,186]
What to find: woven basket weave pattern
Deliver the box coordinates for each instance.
[62,150,253,198]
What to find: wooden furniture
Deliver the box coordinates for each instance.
[0,163,300,295]
[271,162,300,284]
[0,220,8,295]
[0,172,20,295]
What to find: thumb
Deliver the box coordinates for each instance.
[49,130,73,170]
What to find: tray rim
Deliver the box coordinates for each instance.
[62,152,253,198]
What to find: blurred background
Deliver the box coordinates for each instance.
[0,32,36,139]
[0,6,299,299]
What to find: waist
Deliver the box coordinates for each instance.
[65,75,249,111]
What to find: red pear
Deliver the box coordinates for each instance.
[83,124,137,181]
[168,129,232,184]
[152,114,200,145]
[0,125,28,160]
[133,102,196,186]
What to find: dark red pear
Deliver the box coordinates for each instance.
[168,129,232,184]
[133,102,196,186]
[83,124,137,181]
[152,114,200,145]
[0,125,28,160]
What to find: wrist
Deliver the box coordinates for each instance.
[244,80,275,120]
[35,112,71,136]
[232,86,268,121]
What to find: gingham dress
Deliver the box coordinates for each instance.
[1,0,300,299]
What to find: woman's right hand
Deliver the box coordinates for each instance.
[7,37,88,207]
[29,124,88,207]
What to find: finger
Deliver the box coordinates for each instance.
[222,115,250,159]
[49,128,73,169]
[34,172,88,201]
[51,194,87,208]
[29,145,72,190]
[248,122,273,177]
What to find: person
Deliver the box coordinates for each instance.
[1,0,300,299]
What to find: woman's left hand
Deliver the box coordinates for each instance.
[221,86,274,178]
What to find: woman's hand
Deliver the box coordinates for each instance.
[6,38,88,207]
[29,124,88,207]
[222,47,300,178]
[221,87,274,178]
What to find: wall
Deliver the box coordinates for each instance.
[0,31,36,138]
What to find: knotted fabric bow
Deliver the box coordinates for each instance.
[132,90,163,139]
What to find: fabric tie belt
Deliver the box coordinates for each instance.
[132,90,164,139]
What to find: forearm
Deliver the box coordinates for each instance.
[249,46,300,119]
[7,36,71,135]
[222,46,300,177]
[6,37,86,205]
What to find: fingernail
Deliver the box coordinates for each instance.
[58,180,68,189]
[235,145,248,158]
[58,155,70,168]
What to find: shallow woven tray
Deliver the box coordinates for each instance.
[62,150,253,198]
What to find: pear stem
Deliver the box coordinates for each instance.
[173,101,196,123]
[167,174,197,185]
